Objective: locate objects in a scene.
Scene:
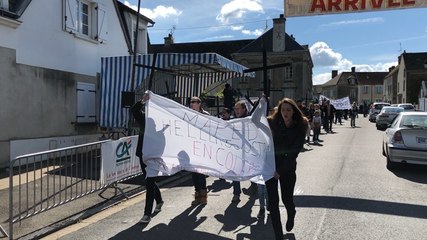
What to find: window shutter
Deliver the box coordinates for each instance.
[96,3,108,42]
[63,0,78,32]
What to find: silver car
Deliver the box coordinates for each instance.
[376,106,404,130]
[368,102,390,122]
[382,112,427,170]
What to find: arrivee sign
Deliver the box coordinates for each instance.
[285,0,427,17]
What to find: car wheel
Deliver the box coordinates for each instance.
[386,156,398,170]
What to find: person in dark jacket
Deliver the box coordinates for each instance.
[189,96,210,205]
[131,93,163,224]
[266,97,308,239]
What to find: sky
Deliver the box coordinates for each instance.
[120,0,427,85]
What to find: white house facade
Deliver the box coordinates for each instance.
[0,0,153,168]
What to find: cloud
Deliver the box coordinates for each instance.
[216,0,263,24]
[310,41,398,85]
[310,42,352,69]
[321,17,384,27]
[241,28,264,36]
[123,1,182,19]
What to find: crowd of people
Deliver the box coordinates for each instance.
[131,90,361,239]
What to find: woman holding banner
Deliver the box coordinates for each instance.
[131,94,164,224]
[189,96,210,205]
[266,98,308,239]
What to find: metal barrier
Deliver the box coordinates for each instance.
[7,140,141,239]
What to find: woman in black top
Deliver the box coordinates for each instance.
[266,98,308,239]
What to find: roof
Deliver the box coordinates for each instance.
[236,29,306,53]
[149,39,254,60]
[116,1,154,25]
[321,71,388,87]
[401,52,427,71]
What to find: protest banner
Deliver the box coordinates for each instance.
[331,96,352,110]
[142,92,275,182]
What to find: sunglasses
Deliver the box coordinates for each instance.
[190,100,200,104]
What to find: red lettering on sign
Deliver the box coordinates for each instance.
[403,0,415,6]
[345,0,359,10]
[328,0,342,11]
[310,0,418,13]
[388,0,400,7]
[311,0,326,12]
[371,0,383,8]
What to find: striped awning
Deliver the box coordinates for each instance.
[99,53,254,128]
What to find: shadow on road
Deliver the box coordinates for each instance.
[295,195,427,219]
[390,164,427,184]
[109,205,231,240]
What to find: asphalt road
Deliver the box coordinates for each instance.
[37,115,427,240]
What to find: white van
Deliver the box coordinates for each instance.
[368,102,391,122]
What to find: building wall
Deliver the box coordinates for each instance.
[233,51,312,107]
[397,59,406,103]
[0,0,129,77]
[0,0,139,168]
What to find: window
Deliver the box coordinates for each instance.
[362,85,369,94]
[63,0,108,42]
[284,65,293,80]
[403,80,406,91]
[376,85,382,94]
[350,89,356,98]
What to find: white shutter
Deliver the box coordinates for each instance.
[77,82,96,123]
[96,3,108,42]
[63,0,78,32]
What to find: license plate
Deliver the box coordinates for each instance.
[416,137,427,144]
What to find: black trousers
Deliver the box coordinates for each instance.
[192,172,207,191]
[266,171,297,240]
[138,157,162,216]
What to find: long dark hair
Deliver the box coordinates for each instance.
[268,98,308,135]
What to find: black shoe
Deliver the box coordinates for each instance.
[286,210,296,232]
[257,208,265,218]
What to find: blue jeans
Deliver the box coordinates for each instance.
[257,184,267,208]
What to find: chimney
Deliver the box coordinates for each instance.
[351,66,356,73]
[272,15,286,52]
[332,70,338,78]
[164,33,174,47]
[388,66,395,72]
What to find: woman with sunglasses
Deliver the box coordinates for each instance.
[189,96,210,205]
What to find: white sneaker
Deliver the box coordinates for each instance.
[154,202,164,213]
[139,215,151,224]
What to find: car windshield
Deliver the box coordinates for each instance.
[400,115,427,128]
[374,104,389,110]
[400,104,414,110]
[382,107,404,113]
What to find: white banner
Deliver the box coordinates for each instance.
[331,96,352,110]
[143,92,275,182]
[100,136,142,185]
[285,0,427,17]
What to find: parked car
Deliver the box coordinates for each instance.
[368,102,391,122]
[382,112,427,170]
[397,103,415,111]
[376,106,404,130]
